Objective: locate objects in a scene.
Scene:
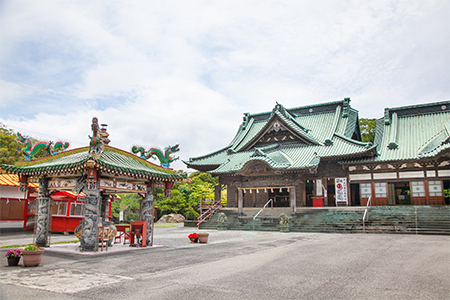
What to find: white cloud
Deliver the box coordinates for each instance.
[0,0,448,170]
[1,76,241,171]
[0,80,35,106]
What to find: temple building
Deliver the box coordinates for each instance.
[185,99,450,215]
[344,101,450,206]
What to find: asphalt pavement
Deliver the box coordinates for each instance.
[0,226,449,300]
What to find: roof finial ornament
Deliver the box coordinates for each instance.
[242,113,250,130]
[343,97,350,118]
[100,124,110,145]
[384,108,391,125]
[89,117,104,156]
[272,102,289,118]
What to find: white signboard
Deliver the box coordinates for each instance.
[99,180,147,192]
[316,179,323,196]
[335,178,348,205]
[153,182,165,189]
[48,179,77,189]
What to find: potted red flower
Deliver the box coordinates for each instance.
[188,233,199,243]
[22,244,45,267]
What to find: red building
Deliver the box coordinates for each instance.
[0,174,38,229]
[0,174,105,233]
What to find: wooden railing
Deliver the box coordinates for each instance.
[197,200,221,228]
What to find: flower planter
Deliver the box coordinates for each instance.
[22,250,45,267]
[188,233,199,243]
[198,233,209,243]
[7,257,20,266]
[5,249,23,266]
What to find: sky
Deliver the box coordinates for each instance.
[0,0,449,172]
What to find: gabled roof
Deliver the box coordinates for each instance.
[185,99,375,174]
[238,103,322,151]
[380,101,450,161]
[343,100,450,164]
[1,145,183,181]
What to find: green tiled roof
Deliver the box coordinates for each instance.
[418,130,450,158]
[378,104,450,161]
[343,108,361,139]
[1,145,184,181]
[343,100,450,164]
[186,99,375,174]
[235,108,322,151]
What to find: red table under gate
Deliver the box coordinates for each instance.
[129,221,147,247]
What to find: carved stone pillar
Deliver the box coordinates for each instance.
[81,190,101,251]
[238,188,243,216]
[35,177,51,247]
[290,187,296,216]
[141,186,154,246]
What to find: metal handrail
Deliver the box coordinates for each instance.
[414,206,418,235]
[362,196,372,232]
[197,200,221,228]
[252,199,273,231]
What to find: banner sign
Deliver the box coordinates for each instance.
[316,179,323,196]
[335,178,348,204]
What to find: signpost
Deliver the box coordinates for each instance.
[335,178,348,206]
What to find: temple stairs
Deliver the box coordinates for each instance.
[199,206,450,235]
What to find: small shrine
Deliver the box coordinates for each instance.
[1,118,185,251]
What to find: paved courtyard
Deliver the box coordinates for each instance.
[0,226,449,300]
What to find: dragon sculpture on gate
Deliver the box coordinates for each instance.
[131,144,180,168]
[88,117,103,156]
[16,132,70,161]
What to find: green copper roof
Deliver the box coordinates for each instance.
[378,102,450,161]
[209,137,375,174]
[343,100,450,164]
[1,145,183,181]
[186,99,375,174]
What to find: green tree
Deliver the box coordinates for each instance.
[154,171,224,221]
[0,124,23,165]
[190,179,215,203]
[156,189,199,220]
[111,194,141,223]
[0,124,58,165]
[189,171,218,185]
[359,118,376,143]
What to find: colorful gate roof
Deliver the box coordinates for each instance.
[1,145,182,182]
[1,117,185,189]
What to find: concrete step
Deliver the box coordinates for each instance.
[200,206,450,235]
